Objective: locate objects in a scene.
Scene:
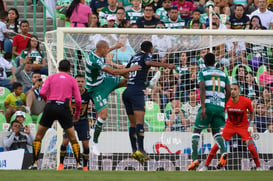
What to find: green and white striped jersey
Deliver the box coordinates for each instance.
[85,51,106,89]
[99,6,117,20]
[163,17,185,29]
[197,66,230,108]
[126,9,143,24]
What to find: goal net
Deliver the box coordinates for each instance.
[42,28,273,171]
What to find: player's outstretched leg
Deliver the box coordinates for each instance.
[246,140,261,170]
[135,124,150,163]
[200,144,219,171]
[29,139,42,170]
[57,145,67,170]
[92,117,105,155]
[188,133,200,170]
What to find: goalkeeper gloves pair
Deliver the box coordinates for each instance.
[248,121,254,137]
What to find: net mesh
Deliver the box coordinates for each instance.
[41,29,273,171]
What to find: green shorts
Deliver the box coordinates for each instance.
[88,77,121,113]
[194,104,225,131]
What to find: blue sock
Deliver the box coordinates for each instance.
[136,124,144,152]
[129,127,137,152]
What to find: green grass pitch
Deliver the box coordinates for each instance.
[1,171,273,181]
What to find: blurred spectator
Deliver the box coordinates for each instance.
[4,8,20,54]
[259,62,273,90]
[163,5,186,29]
[155,0,172,20]
[99,0,118,20]
[260,86,273,115]
[197,48,208,72]
[0,10,8,53]
[229,0,256,15]
[268,0,273,11]
[230,4,250,29]
[118,0,132,11]
[19,35,48,75]
[254,100,270,132]
[0,0,6,11]
[200,1,215,28]
[25,72,46,116]
[107,15,116,27]
[3,120,32,152]
[15,55,33,93]
[182,89,200,127]
[190,19,202,28]
[152,22,173,62]
[232,65,247,90]
[66,0,92,27]
[56,0,72,16]
[126,0,143,24]
[11,110,33,140]
[250,0,273,29]
[0,52,16,91]
[4,82,26,123]
[116,7,126,27]
[106,34,135,67]
[164,98,190,132]
[118,19,130,27]
[172,0,195,23]
[174,52,189,79]
[90,14,100,27]
[214,0,230,16]
[187,9,203,28]
[176,62,199,102]
[158,67,178,111]
[249,14,267,29]
[12,20,32,67]
[136,5,160,28]
[243,71,260,99]
[90,0,108,15]
[228,41,247,70]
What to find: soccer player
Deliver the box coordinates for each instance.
[200,83,261,171]
[29,59,82,170]
[86,40,141,155]
[57,74,92,171]
[188,53,231,170]
[122,41,175,163]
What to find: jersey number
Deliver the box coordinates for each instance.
[129,62,138,78]
[211,77,221,92]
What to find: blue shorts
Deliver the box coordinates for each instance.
[122,88,145,115]
[63,119,90,141]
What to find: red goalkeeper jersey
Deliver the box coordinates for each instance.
[225,95,253,128]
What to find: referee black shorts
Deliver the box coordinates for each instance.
[39,101,73,130]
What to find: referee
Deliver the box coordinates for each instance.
[29,59,82,170]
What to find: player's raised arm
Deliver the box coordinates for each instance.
[102,64,141,76]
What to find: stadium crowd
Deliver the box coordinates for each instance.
[1,0,273,149]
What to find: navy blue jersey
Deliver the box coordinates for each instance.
[71,89,92,121]
[126,52,152,90]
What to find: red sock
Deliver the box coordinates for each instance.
[206,144,219,166]
[247,144,261,167]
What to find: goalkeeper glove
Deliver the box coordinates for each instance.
[248,121,254,137]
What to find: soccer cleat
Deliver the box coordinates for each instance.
[83,166,88,171]
[56,163,64,171]
[28,163,38,170]
[92,143,100,156]
[199,165,208,171]
[256,166,262,171]
[77,163,83,170]
[216,153,228,169]
[148,71,161,89]
[188,160,199,170]
[135,150,150,163]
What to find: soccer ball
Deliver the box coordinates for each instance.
[142,0,154,7]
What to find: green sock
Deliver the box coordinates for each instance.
[93,119,103,143]
[214,133,226,154]
[192,134,200,161]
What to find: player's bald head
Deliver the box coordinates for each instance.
[96,40,109,49]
